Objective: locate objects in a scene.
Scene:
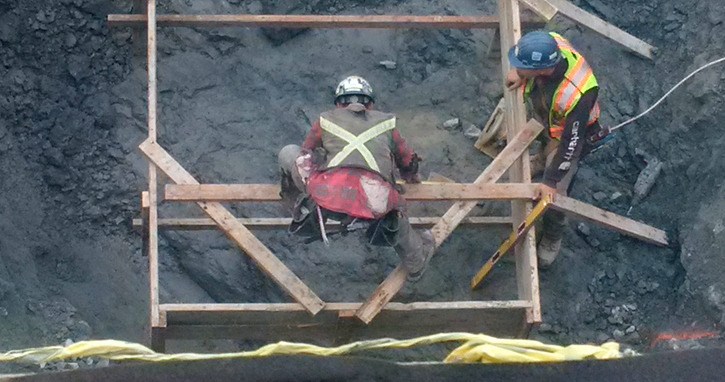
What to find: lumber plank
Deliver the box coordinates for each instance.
[141,192,150,258]
[146,0,161,329]
[550,195,668,246]
[518,0,558,21]
[139,140,325,315]
[354,120,544,324]
[546,0,656,60]
[499,0,542,324]
[163,183,539,202]
[159,301,531,341]
[108,14,546,29]
[131,216,514,230]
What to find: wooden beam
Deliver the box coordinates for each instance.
[164,183,540,202]
[499,0,542,325]
[474,97,507,158]
[354,120,544,324]
[139,140,325,315]
[550,195,668,246]
[141,192,150,257]
[132,216,514,230]
[146,0,161,330]
[108,14,546,29]
[159,301,532,341]
[546,0,656,60]
[518,0,558,21]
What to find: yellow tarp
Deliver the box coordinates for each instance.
[0,333,628,365]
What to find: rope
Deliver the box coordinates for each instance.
[0,333,629,365]
[609,55,725,132]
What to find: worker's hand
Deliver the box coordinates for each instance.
[536,184,558,202]
[401,172,422,184]
[505,69,524,90]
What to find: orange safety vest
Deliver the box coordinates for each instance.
[524,32,601,140]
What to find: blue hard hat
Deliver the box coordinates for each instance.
[507,31,561,70]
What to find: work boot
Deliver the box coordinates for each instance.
[537,235,562,269]
[404,229,435,282]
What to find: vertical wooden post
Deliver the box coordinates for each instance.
[497,0,541,325]
[141,191,150,258]
[146,0,162,350]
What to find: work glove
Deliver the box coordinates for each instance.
[399,154,423,184]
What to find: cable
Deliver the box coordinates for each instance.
[609,55,725,132]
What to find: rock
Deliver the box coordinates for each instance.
[97,359,110,367]
[664,22,680,32]
[608,315,623,325]
[67,55,91,82]
[625,325,636,334]
[610,192,623,201]
[64,338,74,347]
[378,60,397,70]
[617,100,635,116]
[631,156,663,207]
[362,46,373,53]
[596,333,610,343]
[0,307,7,317]
[612,329,625,340]
[577,222,591,236]
[593,192,607,201]
[463,124,482,139]
[539,323,555,333]
[627,332,642,342]
[586,237,601,248]
[442,118,461,130]
[65,33,77,48]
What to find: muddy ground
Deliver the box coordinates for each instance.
[0,0,723,368]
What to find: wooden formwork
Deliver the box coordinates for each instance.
[111,1,662,352]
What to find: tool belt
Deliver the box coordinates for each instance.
[289,195,400,246]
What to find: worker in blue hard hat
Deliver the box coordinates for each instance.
[505,30,608,268]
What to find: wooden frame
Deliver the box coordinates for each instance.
[112,1,662,352]
[108,14,545,29]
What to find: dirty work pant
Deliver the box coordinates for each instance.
[277,144,431,273]
[539,124,597,242]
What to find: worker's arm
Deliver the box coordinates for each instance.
[391,130,421,183]
[543,88,599,188]
[301,119,323,151]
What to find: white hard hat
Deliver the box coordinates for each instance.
[334,76,374,104]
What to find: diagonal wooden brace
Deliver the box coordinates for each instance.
[550,195,668,246]
[139,139,325,315]
[544,0,656,60]
[354,120,545,324]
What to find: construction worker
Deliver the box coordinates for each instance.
[505,31,608,268]
[278,76,434,281]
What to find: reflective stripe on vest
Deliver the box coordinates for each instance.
[319,117,396,173]
[549,33,600,139]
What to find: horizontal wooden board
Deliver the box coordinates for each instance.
[159,301,531,341]
[108,14,546,29]
[132,216,513,230]
[164,183,540,202]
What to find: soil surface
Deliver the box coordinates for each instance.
[0,0,723,371]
